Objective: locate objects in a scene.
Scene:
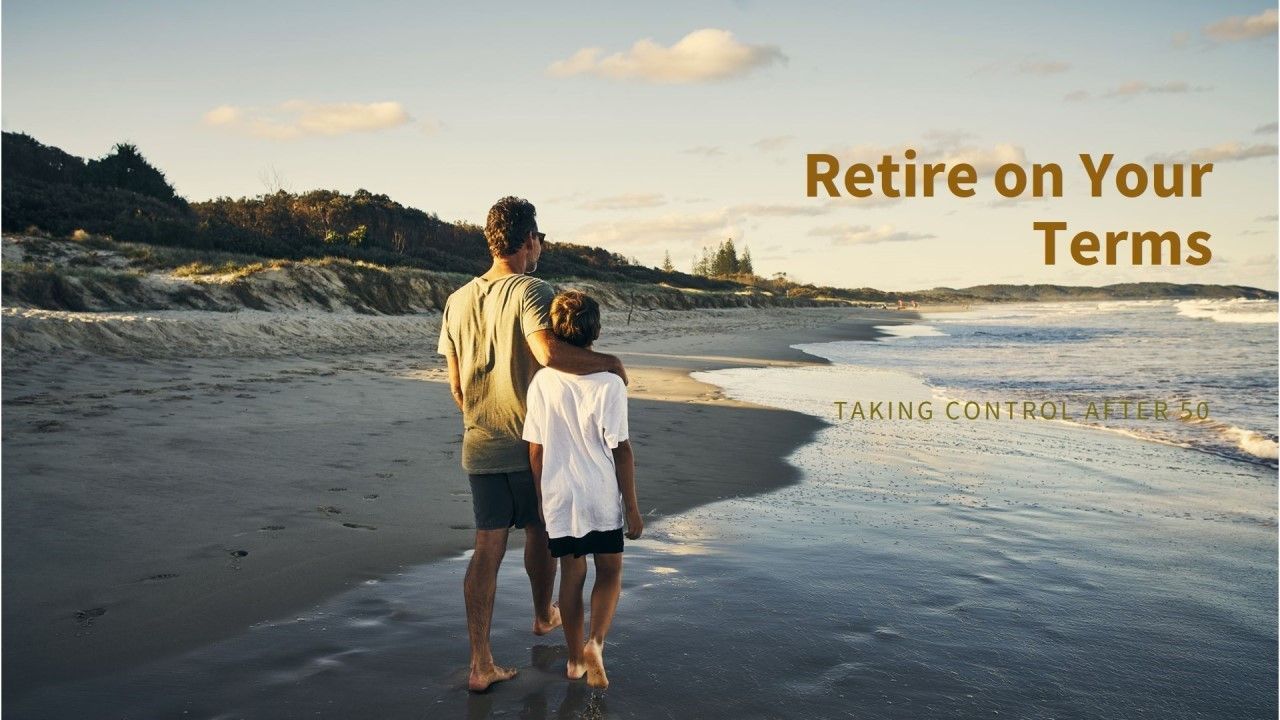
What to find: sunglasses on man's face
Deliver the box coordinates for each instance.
[536,232,547,243]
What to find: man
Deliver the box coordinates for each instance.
[437,196,627,692]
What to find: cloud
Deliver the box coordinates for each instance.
[1171,30,1191,48]
[203,105,241,126]
[837,136,1026,177]
[751,134,794,152]
[1257,214,1279,222]
[579,193,667,210]
[568,202,832,247]
[1068,81,1210,102]
[202,101,412,139]
[735,203,830,217]
[572,211,739,248]
[1255,121,1278,135]
[1149,142,1277,164]
[1203,8,1277,42]
[548,28,785,84]
[1102,80,1209,98]
[809,224,935,246]
[683,145,725,157]
[1016,59,1071,75]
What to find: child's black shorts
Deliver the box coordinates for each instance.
[548,528,624,558]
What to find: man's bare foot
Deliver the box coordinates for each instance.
[468,664,517,692]
[565,657,587,680]
[533,603,562,636]
[583,639,608,689]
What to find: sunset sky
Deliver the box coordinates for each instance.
[4,1,1276,290]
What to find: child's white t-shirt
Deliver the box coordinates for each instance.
[521,368,629,539]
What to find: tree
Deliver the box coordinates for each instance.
[710,238,739,276]
[86,142,182,205]
[740,245,754,275]
[662,250,675,272]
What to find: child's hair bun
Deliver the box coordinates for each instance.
[550,290,601,348]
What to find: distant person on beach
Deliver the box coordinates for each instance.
[438,196,628,692]
[523,290,643,689]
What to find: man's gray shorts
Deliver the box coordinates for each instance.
[468,470,542,530]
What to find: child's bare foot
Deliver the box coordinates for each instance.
[468,664,517,692]
[565,657,587,680]
[533,603,562,636]
[583,639,608,689]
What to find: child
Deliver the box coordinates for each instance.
[522,290,643,689]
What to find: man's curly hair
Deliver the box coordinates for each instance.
[550,290,601,349]
[484,196,538,257]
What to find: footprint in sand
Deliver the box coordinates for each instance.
[342,522,376,531]
[228,549,249,570]
[260,525,285,531]
[33,420,64,432]
[449,524,472,531]
[317,505,342,515]
[375,472,393,479]
[328,487,347,492]
[74,607,106,627]
[140,573,179,583]
[363,494,379,500]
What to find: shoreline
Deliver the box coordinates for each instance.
[2,306,914,699]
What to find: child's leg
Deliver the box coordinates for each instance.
[584,552,623,688]
[558,555,589,679]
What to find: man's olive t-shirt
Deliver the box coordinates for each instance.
[437,274,555,474]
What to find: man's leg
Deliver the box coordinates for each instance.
[465,527,514,691]
[558,555,589,680]
[525,523,561,635]
[509,470,560,635]
[583,552,623,689]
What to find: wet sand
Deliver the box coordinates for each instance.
[6,363,1273,719]
[1,306,910,703]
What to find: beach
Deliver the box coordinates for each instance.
[3,301,1275,719]
[2,304,906,706]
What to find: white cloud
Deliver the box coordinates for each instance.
[751,135,794,152]
[203,105,241,126]
[683,145,725,157]
[1016,59,1070,75]
[572,211,739,248]
[568,202,832,247]
[1149,142,1278,163]
[838,135,1026,177]
[1203,8,1277,42]
[548,28,785,84]
[579,193,667,210]
[1103,80,1209,98]
[202,100,413,139]
[1255,121,1278,135]
[809,224,935,246]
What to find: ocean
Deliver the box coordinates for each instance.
[799,299,1278,467]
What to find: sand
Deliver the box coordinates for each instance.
[1,305,912,698]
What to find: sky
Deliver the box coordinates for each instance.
[3,1,1277,291]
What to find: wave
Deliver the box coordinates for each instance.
[1175,299,1277,324]
[874,323,948,339]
